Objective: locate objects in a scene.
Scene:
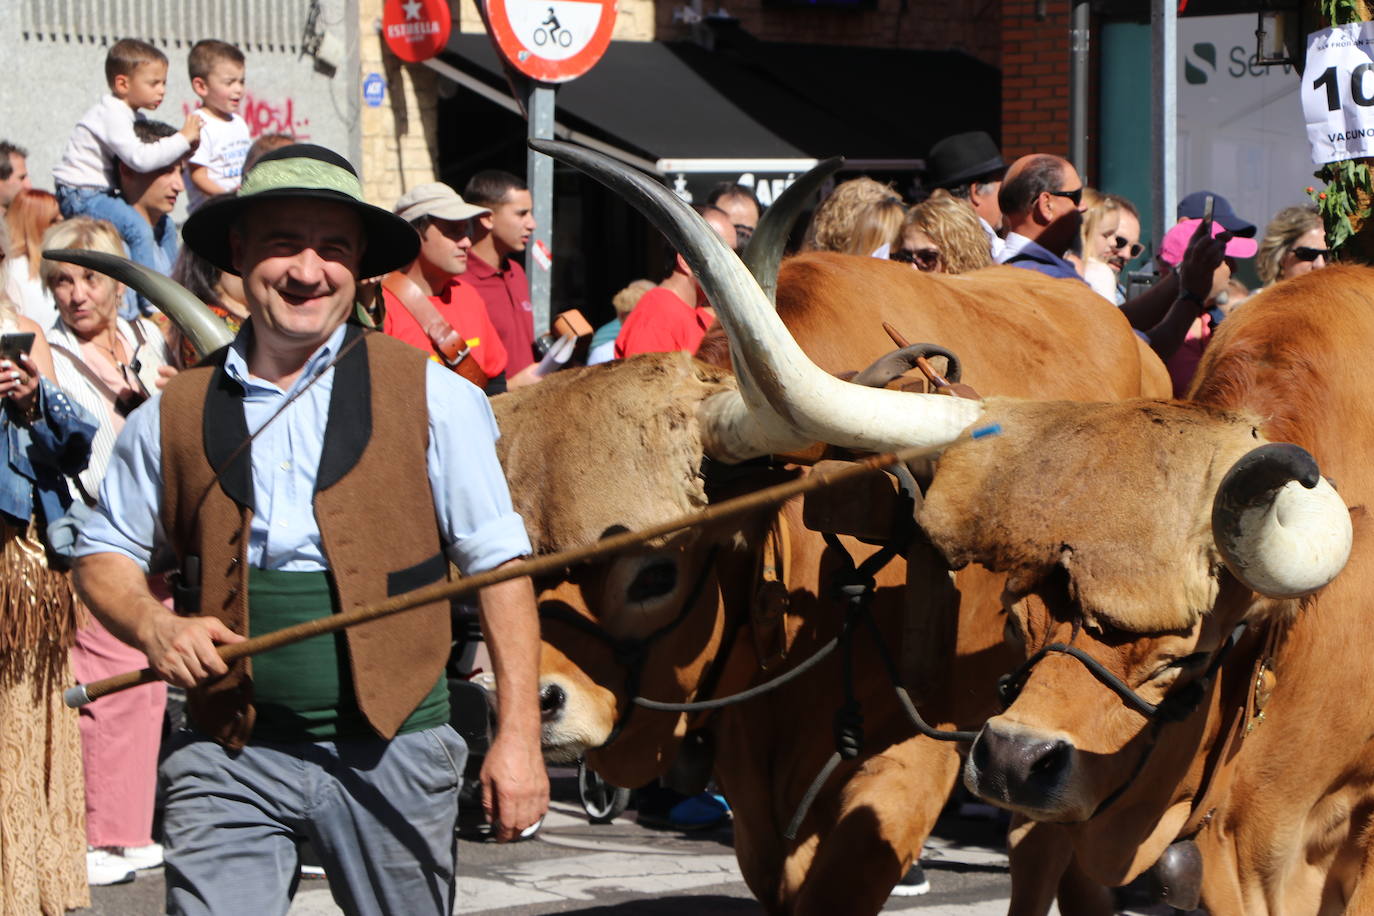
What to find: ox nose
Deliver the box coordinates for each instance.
[539,683,567,723]
[968,724,1074,811]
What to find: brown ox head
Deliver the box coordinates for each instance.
[917,396,1351,863]
[492,353,775,784]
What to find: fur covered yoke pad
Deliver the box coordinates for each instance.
[919,398,1264,633]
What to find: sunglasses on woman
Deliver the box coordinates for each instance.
[1291,246,1331,262]
[890,247,941,271]
[1113,236,1144,258]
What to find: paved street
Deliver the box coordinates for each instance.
[76,768,1176,915]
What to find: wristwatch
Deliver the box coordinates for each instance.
[1178,287,1207,306]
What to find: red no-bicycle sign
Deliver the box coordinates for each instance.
[484,0,617,83]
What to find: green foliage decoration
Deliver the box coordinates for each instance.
[1308,160,1374,252]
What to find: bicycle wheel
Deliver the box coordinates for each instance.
[534,28,549,45]
[557,29,572,47]
[578,758,631,824]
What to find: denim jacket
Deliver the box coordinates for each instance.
[0,377,98,539]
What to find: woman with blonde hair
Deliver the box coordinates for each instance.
[1257,205,1328,286]
[40,216,175,885]
[4,188,63,328]
[0,215,97,906]
[805,177,905,255]
[895,189,992,274]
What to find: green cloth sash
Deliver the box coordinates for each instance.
[247,567,449,742]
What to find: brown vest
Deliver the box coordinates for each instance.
[160,326,452,749]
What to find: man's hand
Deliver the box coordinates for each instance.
[136,609,245,688]
[479,729,550,842]
[155,364,178,390]
[1177,219,1229,305]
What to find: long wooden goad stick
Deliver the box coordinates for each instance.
[63,428,999,709]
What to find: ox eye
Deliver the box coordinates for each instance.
[1150,652,1208,682]
[627,560,678,602]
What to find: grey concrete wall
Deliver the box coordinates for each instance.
[0,0,362,219]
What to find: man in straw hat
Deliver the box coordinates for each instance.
[71,143,548,913]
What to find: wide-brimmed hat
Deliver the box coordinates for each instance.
[182,143,420,277]
[925,131,1007,189]
[1176,191,1257,238]
[1159,218,1259,266]
[394,183,490,223]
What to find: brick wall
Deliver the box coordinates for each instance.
[654,0,998,67]
[1001,0,1071,160]
[357,0,442,207]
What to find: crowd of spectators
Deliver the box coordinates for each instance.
[0,26,1342,915]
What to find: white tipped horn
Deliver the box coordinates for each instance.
[531,140,984,464]
[1211,443,1353,598]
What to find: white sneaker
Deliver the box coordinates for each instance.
[86,848,135,886]
[119,842,164,871]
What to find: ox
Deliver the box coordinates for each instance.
[919,266,1359,914]
[493,141,1175,913]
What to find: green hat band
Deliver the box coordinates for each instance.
[238,157,364,201]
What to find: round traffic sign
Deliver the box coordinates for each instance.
[485,0,616,83]
[383,0,453,63]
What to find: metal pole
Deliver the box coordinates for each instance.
[1150,0,1178,252]
[525,82,556,338]
[1069,0,1091,178]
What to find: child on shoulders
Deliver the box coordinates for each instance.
[52,39,201,278]
[183,40,250,215]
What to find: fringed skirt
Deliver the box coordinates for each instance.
[0,520,89,915]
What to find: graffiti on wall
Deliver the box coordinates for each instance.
[182,93,311,140]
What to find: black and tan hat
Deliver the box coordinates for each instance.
[182,143,420,278]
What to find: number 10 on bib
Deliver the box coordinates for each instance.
[1303,21,1374,164]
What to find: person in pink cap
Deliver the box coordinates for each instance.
[1155,218,1258,396]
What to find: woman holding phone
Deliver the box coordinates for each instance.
[0,219,99,908]
[39,216,175,886]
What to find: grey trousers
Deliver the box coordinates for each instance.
[160,725,468,916]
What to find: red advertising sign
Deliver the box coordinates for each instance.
[383,0,453,63]
[484,0,616,83]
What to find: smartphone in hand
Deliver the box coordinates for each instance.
[1201,194,1215,235]
[0,332,35,364]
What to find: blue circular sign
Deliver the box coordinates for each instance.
[363,73,386,108]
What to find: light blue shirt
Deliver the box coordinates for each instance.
[76,323,532,576]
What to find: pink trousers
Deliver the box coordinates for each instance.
[69,614,166,848]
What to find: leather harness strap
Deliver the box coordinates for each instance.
[380,272,488,388]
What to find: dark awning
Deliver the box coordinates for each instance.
[439,26,1000,168]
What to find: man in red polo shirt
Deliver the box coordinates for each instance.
[615,205,736,358]
[383,183,510,393]
[463,170,538,375]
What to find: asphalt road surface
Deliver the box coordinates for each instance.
[76,768,1180,915]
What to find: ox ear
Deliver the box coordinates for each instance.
[741,156,842,306]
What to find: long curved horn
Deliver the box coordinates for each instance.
[1211,443,1352,598]
[531,140,984,464]
[43,249,234,358]
[741,156,842,305]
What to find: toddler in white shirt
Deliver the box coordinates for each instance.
[53,38,201,300]
[184,40,251,215]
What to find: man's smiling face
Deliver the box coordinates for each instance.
[230,197,364,351]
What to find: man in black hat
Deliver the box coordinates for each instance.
[925,130,1008,259]
[72,143,548,914]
